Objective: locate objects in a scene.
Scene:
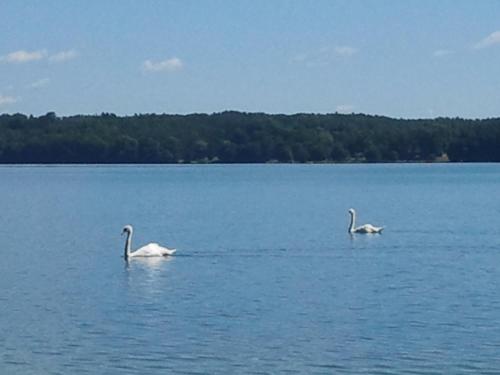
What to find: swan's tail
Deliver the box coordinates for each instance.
[163,248,177,256]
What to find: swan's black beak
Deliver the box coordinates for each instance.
[121,230,126,236]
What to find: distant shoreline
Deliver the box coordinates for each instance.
[1,111,499,163]
[5,160,500,167]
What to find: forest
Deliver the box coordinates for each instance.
[0,111,499,163]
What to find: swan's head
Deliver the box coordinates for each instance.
[122,225,133,235]
[348,208,355,215]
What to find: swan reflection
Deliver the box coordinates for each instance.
[124,256,175,298]
[126,255,174,269]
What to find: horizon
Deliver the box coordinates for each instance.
[1,1,500,119]
[1,110,497,122]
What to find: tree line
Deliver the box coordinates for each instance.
[0,111,499,163]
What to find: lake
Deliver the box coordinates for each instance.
[1,164,500,374]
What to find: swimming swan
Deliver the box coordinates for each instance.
[122,225,176,260]
[348,208,384,234]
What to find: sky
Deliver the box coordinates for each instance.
[0,0,500,119]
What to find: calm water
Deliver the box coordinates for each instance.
[1,164,500,374]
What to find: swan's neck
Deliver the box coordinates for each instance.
[348,212,355,233]
[124,231,132,259]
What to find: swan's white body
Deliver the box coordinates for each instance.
[348,208,384,234]
[122,225,176,259]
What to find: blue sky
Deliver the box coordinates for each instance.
[1,0,500,118]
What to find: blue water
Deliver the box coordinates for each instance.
[1,164,500,374]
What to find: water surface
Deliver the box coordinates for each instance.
[1,164,500,374]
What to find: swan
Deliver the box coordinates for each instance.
[348,208,384,234]
[122,225,176,260]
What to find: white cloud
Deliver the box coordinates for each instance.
[292,45,358,66]
[336,104,355,113]
[433,49,453,57]
[29,78,50,89]
[0,48,78,64]
[334,46,358,57]
[142,57,183,72]
[0,49,47,63]
[0,94,19,106]
[474,31,500,49]
[49,49,78,62]
[291,52,327,67]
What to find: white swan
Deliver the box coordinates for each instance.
[122,225,176,260]
[348,208,384,234]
